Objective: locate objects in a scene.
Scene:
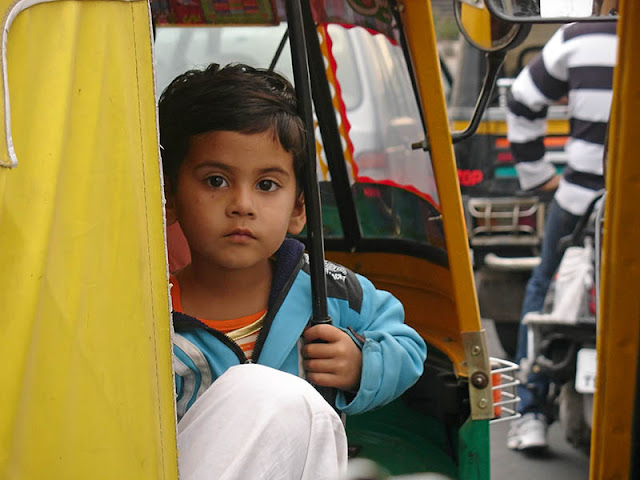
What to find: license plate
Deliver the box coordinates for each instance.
[575,348,597,394]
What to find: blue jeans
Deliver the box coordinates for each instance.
[516,198,581,414]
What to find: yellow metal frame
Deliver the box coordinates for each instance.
[590,0,640,477]
[450,119,569,136]
[0,1,178,478]
[400,0,483,355]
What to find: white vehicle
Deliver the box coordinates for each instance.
[154,22,445,206]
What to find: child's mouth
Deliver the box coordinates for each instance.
[226,229,256,242]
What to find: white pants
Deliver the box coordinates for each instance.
[177,364,348,480]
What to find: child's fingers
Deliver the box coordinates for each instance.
[305,361,359,391]
[303,341,335,359]
[305,371,337,388]
[303,357,337,374]
[302,324,342,343]
[303,329,353,359]
[302,325,363,392]
[303,357,339,387]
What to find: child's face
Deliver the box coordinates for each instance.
[166,130,306,271]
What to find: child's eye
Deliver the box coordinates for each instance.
[257,179,279,192]
[206,176,228,188]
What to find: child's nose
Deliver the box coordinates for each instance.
[227,186,256,217]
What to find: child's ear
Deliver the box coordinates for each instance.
[165,181,178,225]
[287,193,306,235]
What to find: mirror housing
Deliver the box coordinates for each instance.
[484,0,619,23]
[455,0,530,52]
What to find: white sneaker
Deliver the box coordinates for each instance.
[507,413,548,451]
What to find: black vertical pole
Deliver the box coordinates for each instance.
[300,0,362,250]
[268,29,289,72]
[284,0,337,408]
[284,0,329,325]
[387,0,427,131]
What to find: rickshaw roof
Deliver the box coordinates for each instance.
[150,0,397,39]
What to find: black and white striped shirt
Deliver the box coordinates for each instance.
[507,21,617,215]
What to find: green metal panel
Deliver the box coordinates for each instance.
[345,398,458,478]
[457,418,490,480]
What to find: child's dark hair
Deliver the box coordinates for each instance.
[159,63,306,193]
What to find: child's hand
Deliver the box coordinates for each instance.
[302,324,363,393]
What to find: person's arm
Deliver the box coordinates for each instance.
[330,273,427,415]
[507,25,570,191]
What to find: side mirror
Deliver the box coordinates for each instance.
[455,0,528,52]
[485,0,619,22]
[447,0,530,144]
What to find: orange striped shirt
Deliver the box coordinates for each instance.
[170,275,265,361]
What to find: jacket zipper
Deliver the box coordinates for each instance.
[251,254,305,363]
[198,322,251,364]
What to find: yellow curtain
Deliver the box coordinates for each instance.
[0,1,178,478]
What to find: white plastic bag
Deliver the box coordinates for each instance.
[549,242,594,323]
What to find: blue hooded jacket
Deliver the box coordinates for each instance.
[172,238,427,420]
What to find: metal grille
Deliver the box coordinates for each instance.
[489,357,521,424]
[467,197,545,247]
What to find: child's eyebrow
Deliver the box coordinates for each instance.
[194,162,290,177]
[194,161,233,173]
[256,166,290,177]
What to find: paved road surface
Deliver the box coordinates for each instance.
[484,319,591,479]
[491,419,590,479]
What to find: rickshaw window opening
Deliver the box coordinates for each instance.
[387,0,426,131]
[306,21,361,248]
[268,28,289,72]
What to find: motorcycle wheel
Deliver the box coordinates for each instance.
[559,383,592,454]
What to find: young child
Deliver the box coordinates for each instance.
[159,63,426,423]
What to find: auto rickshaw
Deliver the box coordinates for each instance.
[457,1,640,478]
[0,1,637,480]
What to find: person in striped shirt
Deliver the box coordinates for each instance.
[505,12,617,452]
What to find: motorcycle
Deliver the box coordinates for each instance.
[520,191,605,452]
